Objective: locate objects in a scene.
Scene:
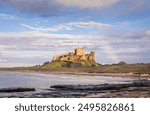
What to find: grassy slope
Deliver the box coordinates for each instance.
[40,60,97,68]
[0,62,149,75]
[97,63,150,74]
[35,62,150,74]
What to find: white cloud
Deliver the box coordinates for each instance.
[21,24,51,32]
[0,13,16,20]
[0,58,7,63]
[0,0,149,17]
[21,21,113,32]
[55,0,120,8]
[0,29,150,67]
[0,31,88,39]
[0,52,7,63]
[62,21,113,29]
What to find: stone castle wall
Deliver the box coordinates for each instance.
[52,48,95,62]
[75,48,85,56]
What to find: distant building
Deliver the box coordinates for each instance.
[52,48,95,62]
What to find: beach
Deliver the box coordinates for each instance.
[0,71,149,98]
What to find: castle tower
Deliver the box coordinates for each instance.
[88,52,95,61]
[75,48,85,56]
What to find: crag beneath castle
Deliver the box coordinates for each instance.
[52,48,95,62]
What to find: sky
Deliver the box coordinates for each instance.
[0,0,150,67]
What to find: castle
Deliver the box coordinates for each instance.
[52,48,95,62]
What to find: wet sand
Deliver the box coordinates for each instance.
[1,69,150,78]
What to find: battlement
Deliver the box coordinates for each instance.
[75,48,85,56]
[52,48,95,62]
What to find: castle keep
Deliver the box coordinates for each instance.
[52,48,95,62]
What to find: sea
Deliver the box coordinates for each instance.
[0,71,137,97]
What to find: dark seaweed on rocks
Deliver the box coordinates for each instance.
[48,80,150,98]
[0,80,150,98]
[50,80,150,91]
[0,88,35,93]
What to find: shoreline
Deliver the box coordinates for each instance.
[0,79,150,98]
[0,69,150,79]
[0,69,150,98]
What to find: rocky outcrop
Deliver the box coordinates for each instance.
[0,80,149,98]
[0,88,35,93]
[48,79,150,98]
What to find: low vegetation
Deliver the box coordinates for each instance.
[0,61,150,75]
[40,60,97,68]
[38,61,150,75]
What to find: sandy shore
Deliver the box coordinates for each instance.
[47,71,150,78]
[0,69,150,98]
[0,69,150,78]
